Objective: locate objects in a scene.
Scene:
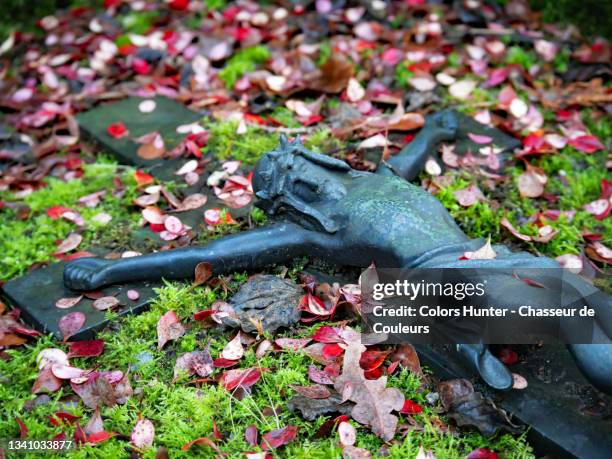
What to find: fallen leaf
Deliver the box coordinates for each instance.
[311,55,354,93]
[453,184,486,207]
[438,379,520,436]
[518,165,547,198]
[512,373,528,390]
[449,80,476,100]
[342,445,372,458]
[55,296,83,309]
[221,368,261,391]
[467,448,498,459]
[500,218,532,242]
[261,425,298,450]
[181,437,223,455]
[174,350,214,381]
[58,312,86,341]
[54,233,83,255]
[334,343,404,441]
[400,399,423,415]
[131,418,155,449]
[67,340,105,358]
[347,78,365,102]
[245,424,258,446]
[338,421,356,446]
[222,332,244,360]
[15,417,28,438]
[568,135,604,153]
[107,122,128,139]
[93,296,119,311]
[84,407,104,435]
[292,384,331,399]
[157,311,185,350]
[193,262,213,286]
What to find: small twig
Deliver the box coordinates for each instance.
[255,125,323,134]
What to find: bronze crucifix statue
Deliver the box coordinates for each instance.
[63,110,612,394]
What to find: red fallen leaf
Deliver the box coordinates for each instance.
[87,431,117,444]
[212,421,223,440]
[61,251,96,262]
[51,432,66,442]
[400,399,423,415]
[312,326,344,343]
[583,198,611,220]
[222,368,261,391]
[181,437,223,454]
[132,58,151,75]
[168,0,189,10]
[390,343,421,374]
[387,360,401,374]
[54,233,83,255]
[245,424,258,446]
[275,337,311,350]
[107,121,128,139]
[58,312,86,341]
[484,66,509,88]
[193,309,213,321]
[299,293,334,317]
[568,135,604,153]
[364,366,383,380]
[497,348,518,365]
[261,425,299,450]
[308,364,334,385]
[322,343,344,359]
[314,414,350,438]
[359,350,390,372]
[50,412,80,426]
[157,310,185,350]
[67,340,105,358]
[134,170,154,187]
[74,424,87,445]
[47,205,71,219]
[292,384,331,399]
[15,417,28,438]
[513,274,547,289]
[131,418,155,448]
[467,448,499,459]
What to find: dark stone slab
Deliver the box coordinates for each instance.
[1,261,159,341]
[417,344,612,459]
[76,96,202,176]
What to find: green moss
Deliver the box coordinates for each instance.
[218,45,271,89]
[205,121,278,165]
[0,159,140,281]
[505,46,538,71]
[395,61,414,89]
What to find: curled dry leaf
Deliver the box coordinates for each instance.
[54,233,83,255]
[512,373,528,390]
[193,262,213,286]
[500,218,532,242]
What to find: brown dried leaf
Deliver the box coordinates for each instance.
[334,343,404,441]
